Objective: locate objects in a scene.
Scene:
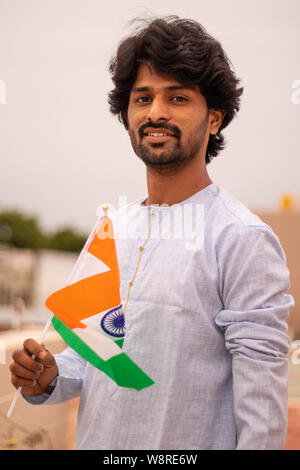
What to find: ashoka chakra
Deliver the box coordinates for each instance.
[101,305,125,338]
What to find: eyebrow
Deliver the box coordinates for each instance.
[131,85,196,93]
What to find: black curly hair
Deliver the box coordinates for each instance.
[108,16,243,164]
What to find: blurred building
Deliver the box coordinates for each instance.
[0,244,77,331]
[0,244,37,308]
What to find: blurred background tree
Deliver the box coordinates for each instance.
[0,210,46,250]
[0,209,87,253]
[47,228,87,253]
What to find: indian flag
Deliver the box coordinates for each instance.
[45,214,154,391]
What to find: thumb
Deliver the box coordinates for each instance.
[36,346,55,368]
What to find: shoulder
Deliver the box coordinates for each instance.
[202,185,284,257]
[206,184,265,229]
[205,184,274,235]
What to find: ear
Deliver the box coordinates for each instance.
[208,109,226,135]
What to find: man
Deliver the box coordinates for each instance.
[9,16,294,450]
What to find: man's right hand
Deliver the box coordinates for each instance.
[9,338,58,396]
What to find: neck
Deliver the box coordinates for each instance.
[144,158,212,207]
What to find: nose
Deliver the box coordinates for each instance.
[146,96,171,122]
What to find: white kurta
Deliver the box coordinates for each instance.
[25,184,294,450]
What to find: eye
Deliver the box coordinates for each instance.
[171,96,188,102]
[135,96,152,103]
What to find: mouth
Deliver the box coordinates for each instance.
[142,128,176,144]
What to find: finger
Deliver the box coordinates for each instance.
[35,349,54,369]
[12,349,44,373]
[11,374,36,389]
[23,338,47,359]
[22,339,53,367]
[9,362,43,380]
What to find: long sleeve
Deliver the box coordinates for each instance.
[23,346,87,406]
[215,224,294,449]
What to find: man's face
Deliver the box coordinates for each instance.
[126,63,211,171]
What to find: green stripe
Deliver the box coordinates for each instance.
[106,353,154,391]
[115,338,124,348]
[52,316,154,390]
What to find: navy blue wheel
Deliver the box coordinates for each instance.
[101,305,125,338]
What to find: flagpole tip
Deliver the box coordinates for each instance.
[101,204,109,215]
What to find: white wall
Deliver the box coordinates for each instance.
[34,249,77,310]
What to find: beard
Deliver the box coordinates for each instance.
[128,113,209,173]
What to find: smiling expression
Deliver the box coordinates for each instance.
[126,62,212,171]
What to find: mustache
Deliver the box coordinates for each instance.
[138,122,181,139]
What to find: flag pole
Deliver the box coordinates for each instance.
[6,204,110,419]
[6,316,53,418]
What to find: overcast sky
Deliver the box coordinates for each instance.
[0,0,299,233]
